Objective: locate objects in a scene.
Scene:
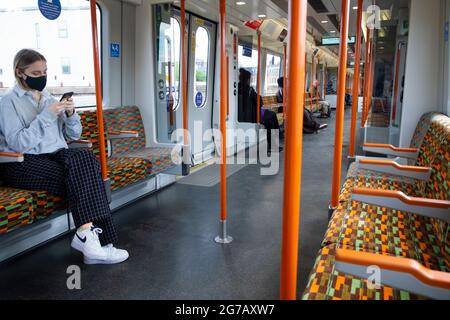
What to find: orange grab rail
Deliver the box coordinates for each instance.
[349,0,363,158]
[330,0,350,209]
[280,0,308,300]
[90,0,108,181]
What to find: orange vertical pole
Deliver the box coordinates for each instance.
[392,44,402,122]
[330,0,350,209]
[368,41,375,120]
[215,0,232,244]
[181,0,188,145]
[90,0,108,181]
[283,43,287,117]
[349,0,363,158]
[315,57,320,110]
[304,53,307,107]
[227,56,230,117]
[280,0,307,300]
[361,28,371,128]
[309,55,314,109]
[256,31,262,124]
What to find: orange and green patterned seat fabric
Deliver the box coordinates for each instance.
[103,106,177,176]
[347,112,443,180]
[78,109,148,191]
[303,112,450,300]
[302,245,429,300]
[0,186,65,235]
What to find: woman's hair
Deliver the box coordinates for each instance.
[13,49,47,87]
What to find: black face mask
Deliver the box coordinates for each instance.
[24,74,47,92]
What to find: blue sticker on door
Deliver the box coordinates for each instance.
[110,43,120,58]
[38,0,62,20]
[195,92,203,108]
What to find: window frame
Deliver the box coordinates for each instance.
[193,25,211,109]
[0,1,103,107]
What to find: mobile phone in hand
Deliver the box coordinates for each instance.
[60,92,74,117]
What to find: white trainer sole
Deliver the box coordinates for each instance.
[83,253,129,265]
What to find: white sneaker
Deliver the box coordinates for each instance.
[71,227,129,265]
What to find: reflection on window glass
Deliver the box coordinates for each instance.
[264,53,281,95]
[0,0,101,107]
[238,45,258,88]
[193,26,209,108]
[160,17,181,110]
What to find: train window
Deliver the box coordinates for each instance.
[238,45,258,88]
[193,26,210,108]
[159,17,181,110]
[0,0,101,107]
[264,53,281,95]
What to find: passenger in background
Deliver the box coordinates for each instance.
[276,77,284,114]
[238,69,282,154]
[0,49,129,265]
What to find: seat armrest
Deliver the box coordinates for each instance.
[0,152,24,163]
[355,156,408,165]
[335,248,450,300]
[107,131,139,139]
[351,188,450,222]
[363,143,419,159]
[67,140,93,149]
[357,159,432,181]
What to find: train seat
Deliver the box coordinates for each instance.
[341,113,449,203]
[0,177,65,235]
[103,106,177,176]
[347,112,439,180]
[0,187,35,235]
[302,244,428,300]
[303,112,450,300]
[78,110,148,191]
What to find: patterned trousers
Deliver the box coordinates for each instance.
[0,148,117,246]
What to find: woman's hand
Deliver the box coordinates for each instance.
[48,102,68,115]
[63,98,75,117]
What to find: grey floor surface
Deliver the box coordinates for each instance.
[0,108,357,300]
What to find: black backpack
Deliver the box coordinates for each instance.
[303,108,322,134]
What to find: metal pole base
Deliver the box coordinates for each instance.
[215,220,233,244]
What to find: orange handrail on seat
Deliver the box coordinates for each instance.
[90,0,108,181]
[336,249,450,290]
[352,187,450,209]
[358,158,431,173]
[0,152,23,157]
[280,0,308,300]
[363,143,418,153]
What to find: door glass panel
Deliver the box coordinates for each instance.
[153,4,182,143]
[193,26,209,108]
[264,53,281,95]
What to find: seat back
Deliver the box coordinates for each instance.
[77,109,109,157]
[104,106,146,156]
[261,95,278,106]
[416,114,450,266]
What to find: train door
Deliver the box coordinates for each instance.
[187,16,217,163]
[154,4,183,144]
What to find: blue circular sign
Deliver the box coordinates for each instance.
[195,92,203,108]
[38,0,62,21]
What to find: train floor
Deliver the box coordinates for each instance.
[0,108,356,300]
